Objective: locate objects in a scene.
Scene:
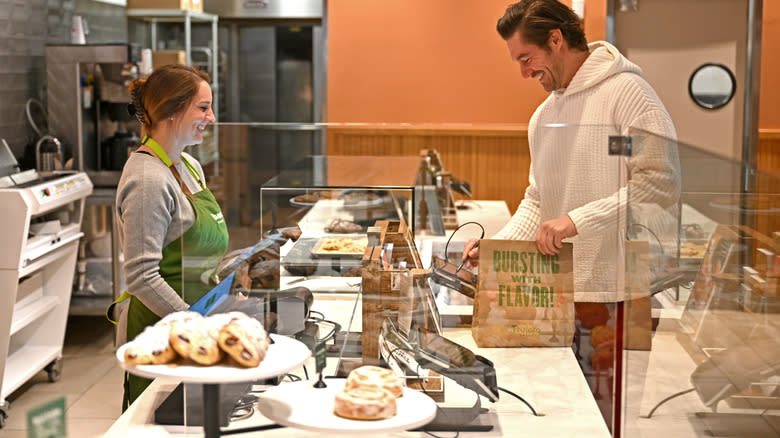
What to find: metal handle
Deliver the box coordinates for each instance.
[35,135,63,172]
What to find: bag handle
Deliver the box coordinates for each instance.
[444,221,485,264]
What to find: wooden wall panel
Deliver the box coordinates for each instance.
[756,130,780,238]
[326,126,531,212]
[757,130,780,178]
[326,127,780,236]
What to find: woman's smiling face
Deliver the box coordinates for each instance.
[175,80,215,145]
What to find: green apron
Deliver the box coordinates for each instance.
[121,137,229,409]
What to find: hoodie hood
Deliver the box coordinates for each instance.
[560,41,642,97]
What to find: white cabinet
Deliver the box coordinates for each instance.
[0,172,93,428]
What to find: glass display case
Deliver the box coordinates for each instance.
[617,127,780,438]
[260,154,417,293]
[530,123,779,437]
[113,121,778,438]
[260,155,417,230]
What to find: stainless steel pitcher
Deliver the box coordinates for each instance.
[35,135,63,172]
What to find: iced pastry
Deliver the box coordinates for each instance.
[333,386,397,420]
[344,365,404,398]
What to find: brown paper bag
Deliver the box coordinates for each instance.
[472,240,575,347]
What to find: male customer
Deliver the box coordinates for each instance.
[462,0,681,427]
[464,0,680,303]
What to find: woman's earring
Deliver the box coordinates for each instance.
[170,116,174,120]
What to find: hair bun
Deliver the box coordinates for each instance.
[129,78,149,125]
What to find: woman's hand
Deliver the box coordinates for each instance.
[536,215,577,255]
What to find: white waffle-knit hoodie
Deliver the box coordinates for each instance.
[494,41,681,302]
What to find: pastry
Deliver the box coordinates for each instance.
[281,226,302,241]
[124,325,177,366]
[169,318,207,359]
[123,311,270,368]
[186,324,223,366]
[325,218,363,233]
[156,310,203,328]
[333,386,397,420]
[293,193,318,203]
[575,302,610,329]
[680,241,707,258]
[293,191,335,204]
[204,312,246,339]
[218,316,270,367]
[317,237,367,254]
[161,311,203,358]
[339,191,380,205]
[248,259,280,289]
[217,240,281,280]
[282,259,317,277]
[344,365,404,398]
[170,312,248,365]
[188,313,250,365]
[591,342,614,371]
[589,324,615,348]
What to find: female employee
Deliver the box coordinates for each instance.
[113,64,228,409]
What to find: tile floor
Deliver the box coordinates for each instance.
[0,316,122,438]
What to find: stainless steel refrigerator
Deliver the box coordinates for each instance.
[204,0,325,226]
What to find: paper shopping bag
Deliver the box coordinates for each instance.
[471,240,575,347]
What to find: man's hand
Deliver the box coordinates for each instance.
[536,215,577,255]
[462,238,480,268]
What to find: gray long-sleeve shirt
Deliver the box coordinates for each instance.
[116,151,206,316]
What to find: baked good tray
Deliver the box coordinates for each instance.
[256,379,437,434]
[282,237,364,277]
[116,334,310,384]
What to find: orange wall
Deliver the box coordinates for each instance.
[327,0,605,123]
[760,0,780,130]
[327,1,780,129]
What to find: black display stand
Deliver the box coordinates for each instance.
[155,382,251,427]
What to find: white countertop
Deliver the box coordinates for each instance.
[103,199,609,437]
[104,292,609,438]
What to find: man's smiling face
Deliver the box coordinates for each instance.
[506,30,564,92]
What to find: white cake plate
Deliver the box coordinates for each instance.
[256,379,437,434]
[116,334,311,383]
